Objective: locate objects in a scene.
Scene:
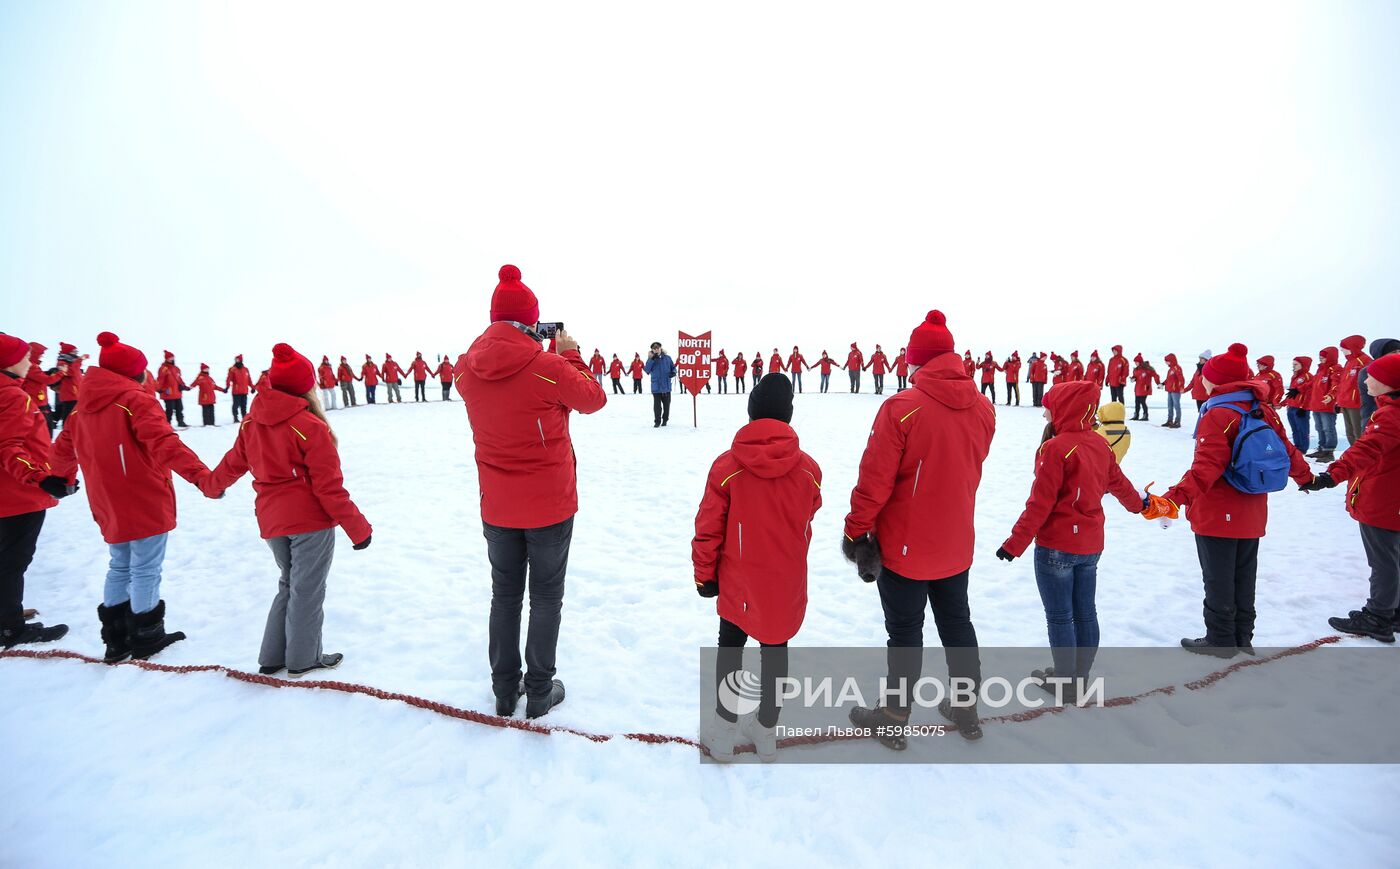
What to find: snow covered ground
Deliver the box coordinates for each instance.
[2,386,1395,866]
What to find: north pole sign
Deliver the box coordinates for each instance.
[677,331,712,397]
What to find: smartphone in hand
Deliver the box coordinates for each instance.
[537,322,565,340]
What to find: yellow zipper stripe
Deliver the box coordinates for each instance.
[290,425,307,441]
[114,404,133,416]
[533,373,557,385]
[899,406,922,423]
[720,470,744,487]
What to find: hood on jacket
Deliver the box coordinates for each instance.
[28,342,45,362]
[1044,381,1100,432]
[1369,338,1399,359]
[1341,335,1366,353]
[465,322,543,382]
[74,366,146,412]
[248,387,312,426]
[1111,345,1123,354]
[730,418,802,479]
[1165,353,1178,365]
[1318,346,1339,365]
[911,354,981,409]
[1256,355,1275,370]
[1293,355,1312,372]
[1097,400,1126,424]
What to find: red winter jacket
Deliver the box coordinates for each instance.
[1256,357,1284,407]
[24,351,60,409]
[57,359,84,403]
[382,359,404,384]
[1051,357,1070,385]
[360,361,378,385]
[1163,355,1185,393]
[1002,382,1142,557]
[409,358,430,382]
[768,353,785,373]
[1307,347,1340,413]
[455,323,608,528]
[51,367,209,544]
[962,354,975,378]
[868,351,890,375]
[436,360,454,382]
[978,357,1000,385]
[317,363,336,390]
[191,372,224,405]
[608,359,624,378]
[1068,359,1085,381]
[227,365,254,395]
[1106,352,1129,388]
[1285,358,1312,409]
[845,354,996,579]
[1028,357,1048,384]
[203,389,372,543]
[1162,380,1312,539]
[848,347,865,372]
[692,419,823,644]
[630,358,645,380]
[815,357,836,375]
[1327,393,1400,531]
[789,352,806,373]
[1337,338,1371,410]
[715,355,730,378]
[155,363,187,402]
[1085,359,1105,388]
[589,353,606,376]
[895,353,909,377]
[1133,365,1160,397]
[0,373,59,518]
[1188,367,1209,402]
[1003,358,1022,384]
[733,357,748,378]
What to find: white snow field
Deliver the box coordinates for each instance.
[2,385,1395,867]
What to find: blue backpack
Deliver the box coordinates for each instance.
[1194,390,1290,494]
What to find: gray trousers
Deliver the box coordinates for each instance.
[261,529,336,670]
[386,382,402,402]
[483,517,572,699]
[1361,523,1400,618]
[1341,407,1362,446]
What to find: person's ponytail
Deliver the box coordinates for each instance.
[302,390,339,447]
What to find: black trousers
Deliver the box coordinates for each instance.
[1196,399,1205,411]
[414,380,427,401]
[201,404,215,426]
[1195,534,1260,646]
[483,517,573,699]
[0,510,45,630]
[877,567,981,713]
[1133,395,1149,419]
[716,618,789,727]
[1006,383,1020,405]
[718,376,728,394]
[752,371,761,387]
[653,392,671,425]
[736,376,746,394]
[1109,385,1125,404]
[897,376,907,391]
[55,399,78,424]
[873,373,884,394]
[441,382,452,400]
[980,382,996,402]
[231,393,249,420]
[1032,382,1045,406]
[163,398,186,426]
[848,370,860,393]
[632,378,642,394]
[611,377,625,394]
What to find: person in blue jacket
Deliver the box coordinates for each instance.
[644,341,676,427]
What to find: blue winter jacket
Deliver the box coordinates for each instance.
[644,353,676,393]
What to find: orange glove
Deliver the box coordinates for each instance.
[1139,484,1179,520]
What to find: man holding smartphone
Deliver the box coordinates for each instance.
[454,265,607,720]
[644,342,676,427]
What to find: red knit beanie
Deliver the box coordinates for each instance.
[906,310,955,366]
[164,350,175,361]
[28,341,46,362]
[1368,353,1400,391]
[269,343,316,395]
[59,342,77,354]
[0,334,29,368]
[490,264,540,325]
[1203,342,1251,385]
[96,331,148,378]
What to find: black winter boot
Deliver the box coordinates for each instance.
[1328,609,1396,643]
[525,679,566,719]
[128,600,186,660]
[97,601,132,663]
[1180,637,1238,658]
[848,704,909,751]
[496,680,526,717]
[1313,451,1335,463]
[937,697,983,740]
[1,620,68,649]
[288,653,343,677]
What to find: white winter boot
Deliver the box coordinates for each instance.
[741,715,778,763]
[702,717,742,762]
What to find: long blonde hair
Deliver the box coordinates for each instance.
[301,389,339,447]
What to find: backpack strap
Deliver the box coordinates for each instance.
[1193,390,1257,437]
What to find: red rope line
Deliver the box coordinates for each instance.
[1,636,1343,754]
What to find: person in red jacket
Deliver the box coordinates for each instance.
[962,349,975,379]
[23,342,60,437]
[1336,335,1371,449]
[1284,356,1313,451]
[1305,353,1400,640]
[316,356,339,411]
[865,344,891,394]
[894,348,909,392]
[629,353,645,394]
[408,352,431,402]
[1027,352,1049,407]
[587,350,606,386]
[333,356,358,407]
[1001,351,1022,407]
[1130,354,1160,421]
[190,363,226,426]
[51,332,213,661]
[809,351,833,394]
[226,355,255,420]
[977,351,1001,402]
[846,343,864,393]
[732,353,748,394]
[201,343,372,677]
[380,354,404,403]
[714,350,730,394]
[435,353,454,400]
[843,311,996,746]
[1068,351,1085,382]
[995,381,1148,694]
[1186,349,1212,410]
[1161,344,1313,657]
[1307,345,1342,461]
[0,334,75,648]
[454,265,607,719]
[1050,353,1070,385]
[1255,355,1284,408]
[693,374,821,761]
[606,354,626,395]
[357,355,376,404]
[1162,353,1186,428]
[53,342,87,426]
[1085,350,1105,395]
[750,350,764,389]
[1106,345,1130,404]
[155,351,190,429]
[787,346,807,394]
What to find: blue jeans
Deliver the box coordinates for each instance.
[792,370,802,392]
[1033,546,1101,678]
[1287,407,1310,452]
[1166,391,1182,425]
[104,533,169,614]
[1312,410,1338,451]
[820,373,830,392]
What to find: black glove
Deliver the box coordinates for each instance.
[353,534,372,551]
[696,580,718,598]
[1286,388,1299,399]
[996,546,1016,562]
[841,533,882,583]
[1299,472,1336,493]
[39,476,75,499]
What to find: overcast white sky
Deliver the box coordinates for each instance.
[3,0,1396,371]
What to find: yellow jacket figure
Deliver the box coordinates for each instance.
[1095,401,1131,463]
